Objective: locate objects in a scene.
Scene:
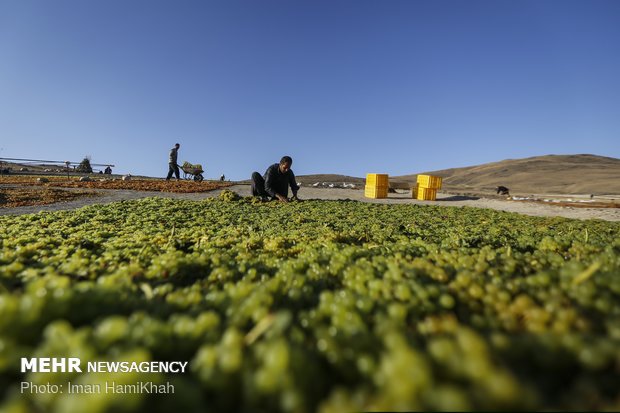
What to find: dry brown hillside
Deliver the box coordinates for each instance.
[394,154,620,196]
[295,174,366,186]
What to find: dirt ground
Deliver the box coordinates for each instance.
[0,186,99,208]
[1,184,618,222]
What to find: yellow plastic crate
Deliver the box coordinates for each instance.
[416,174,442,189]
[411,184,437,201]
[365,185,388,199]
[366,173,389,187]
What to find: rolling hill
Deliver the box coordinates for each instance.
[393,154,620,195]
[295,154,620,196]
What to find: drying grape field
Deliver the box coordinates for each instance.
[1,192,619,412]
[0,176,232,193]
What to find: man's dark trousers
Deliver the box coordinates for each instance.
[167,163,180,180]
[251,172,269,198]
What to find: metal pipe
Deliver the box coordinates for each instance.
[0,157,114,167]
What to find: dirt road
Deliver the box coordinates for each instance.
[1,184,618,221]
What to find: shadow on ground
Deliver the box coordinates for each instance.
[438,195,481,201]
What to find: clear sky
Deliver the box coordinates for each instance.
[1,0,618,180]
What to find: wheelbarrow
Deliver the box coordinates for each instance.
[180,162,204,182]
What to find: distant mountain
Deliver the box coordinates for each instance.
[394,154,620,195]
[297,154,620,195]
[295,174,366,186]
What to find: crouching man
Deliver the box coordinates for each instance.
[251,156,300,202]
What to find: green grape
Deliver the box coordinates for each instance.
[0,195,618,412]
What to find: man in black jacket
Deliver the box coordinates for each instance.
[166,143,181,180]
[251,156,300,202]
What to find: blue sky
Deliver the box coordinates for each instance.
[1,0,618,180]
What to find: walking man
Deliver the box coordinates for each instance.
[166,143,181,180]
[251,156,300,202]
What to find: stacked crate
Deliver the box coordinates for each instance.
[365,173,389,199]
[412,174,442,201]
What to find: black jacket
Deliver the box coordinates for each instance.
[169,147,178,164]
[264,163,299,198]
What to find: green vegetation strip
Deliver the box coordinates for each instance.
[1,191,619,412]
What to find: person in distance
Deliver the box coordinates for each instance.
[251,156,300,202]
[166,143,181,181]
